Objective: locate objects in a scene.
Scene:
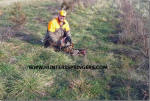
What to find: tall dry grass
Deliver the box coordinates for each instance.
[116,0,149,56]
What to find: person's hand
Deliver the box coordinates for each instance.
[65,36,72,44]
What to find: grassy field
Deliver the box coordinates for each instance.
[0,0,149,100]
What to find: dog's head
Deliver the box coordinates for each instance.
[62,43,74,53]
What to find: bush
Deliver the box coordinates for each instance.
[117,0,149,56]
[10,2,26,30]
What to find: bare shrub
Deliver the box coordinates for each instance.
[60,0,97,11]
[0,2,26,42]
[117,0,149,56]
[10,2,26,31]
[61,0,79,11]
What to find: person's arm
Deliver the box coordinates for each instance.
[48,20,55,33]
[64,20,71,37]
[64,31,72,44]
[46,20,58,43]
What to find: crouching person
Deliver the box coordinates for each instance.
[44,10,72,51]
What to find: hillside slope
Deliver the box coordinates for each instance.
[0,0,149,100]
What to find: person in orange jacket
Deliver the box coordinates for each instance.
[44,10,72,49]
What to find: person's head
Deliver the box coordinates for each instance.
[58,10,67,22]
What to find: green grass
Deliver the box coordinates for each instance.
[0,0,148,100]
